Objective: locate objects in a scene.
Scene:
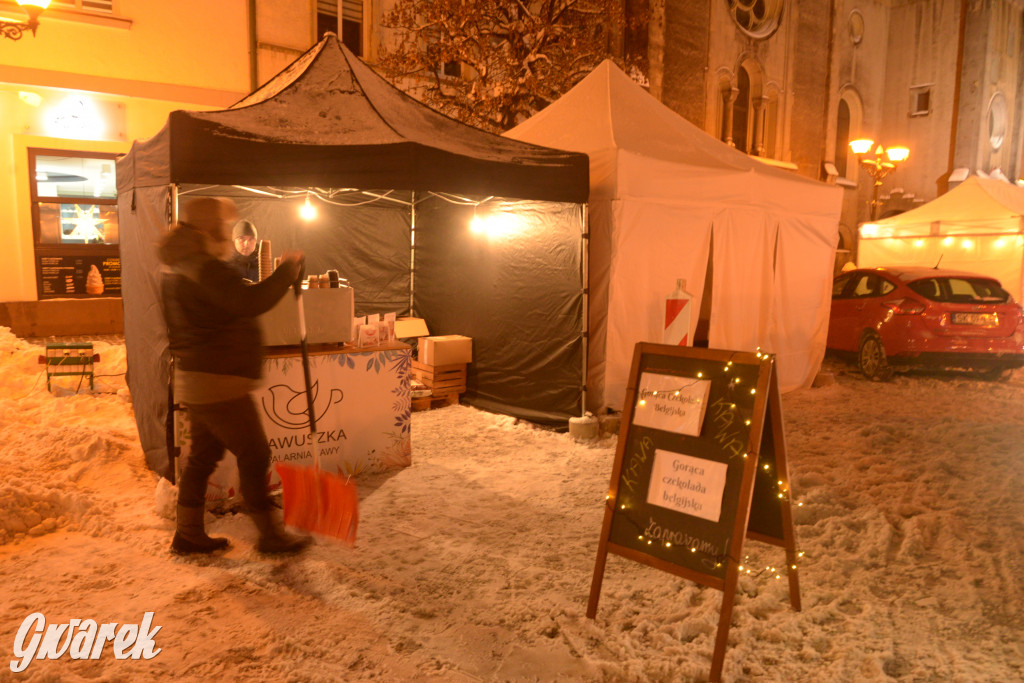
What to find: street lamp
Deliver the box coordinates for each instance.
[849,138,910,221]
[1,0,50,41]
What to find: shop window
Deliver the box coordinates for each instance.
[29,149,121,300]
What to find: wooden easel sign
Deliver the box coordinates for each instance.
[587,343,801,682]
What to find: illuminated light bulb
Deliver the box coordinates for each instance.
[638,535,643,540]
[734,377,741,384]
[665,542,672,548]
[742,453,748,458]
[690,547,696,553]
[798,551,805,557]
[647,539,652,545]
[727,361,733,366]
[994,238,1006,249]
[638,399,646,406]
[849,138,874,154]
[605,494,610,500]
[913,239,925,248]
[697,372,703,378]
[652,390,658,396]
[18,91,43,107]
[778,480,783,486]
[620,504,626,510]
[738,565,745,571]
[791,565,797,570]
[750,388,756,395]
[745,419,751,426]
[775,575,781,580]
[300,193,317,220]
[798,502,804,507]
[942,236,954,246]
[674,391,680,396]
[778,493,784,498]
[763,464,770,470]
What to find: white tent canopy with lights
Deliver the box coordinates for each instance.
[506,60,842,411]
[858,176,1024,302]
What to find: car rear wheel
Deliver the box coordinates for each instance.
[858,331,892,381]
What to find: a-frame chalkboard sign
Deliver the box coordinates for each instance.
[587,343,801,683]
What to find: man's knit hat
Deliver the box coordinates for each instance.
[232,219,257,241]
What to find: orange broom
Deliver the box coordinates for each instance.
[274,275,358,545]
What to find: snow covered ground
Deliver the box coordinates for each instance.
[1,326,1022,682]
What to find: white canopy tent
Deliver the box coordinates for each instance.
[506,61,842,411]
[858,176,1024,303]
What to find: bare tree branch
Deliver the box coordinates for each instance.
[375,0,647,132]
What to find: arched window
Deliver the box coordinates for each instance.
[835,99,851,177]
[732,66,751,153]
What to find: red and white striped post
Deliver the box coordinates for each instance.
[663,278,693,346]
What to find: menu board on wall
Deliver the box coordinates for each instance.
[586,343,801,683]
[37,254,121,299]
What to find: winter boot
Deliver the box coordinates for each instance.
[171,505,230,554]
[249,509,313,555]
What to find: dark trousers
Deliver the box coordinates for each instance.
[178,395,273,512]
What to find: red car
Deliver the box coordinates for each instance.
[827,266,1024,380]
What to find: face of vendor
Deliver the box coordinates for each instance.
[234,234,257,257]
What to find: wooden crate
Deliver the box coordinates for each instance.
[411,391,460,412]
[412,361,467,393]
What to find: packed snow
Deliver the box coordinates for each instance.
[1,326,1022,682]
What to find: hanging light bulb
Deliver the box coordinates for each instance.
[300,192,317,221]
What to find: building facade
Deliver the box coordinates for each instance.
[0,0,321,335]
[2,0,1021,335]
[654,0,1024,268]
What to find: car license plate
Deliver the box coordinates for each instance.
[951,312,998,326]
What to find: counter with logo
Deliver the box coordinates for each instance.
[175,341,413,502]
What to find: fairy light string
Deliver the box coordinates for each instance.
[609,348,805,579]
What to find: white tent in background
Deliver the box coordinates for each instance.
[506,60,842,411]
[858,176,1024,303]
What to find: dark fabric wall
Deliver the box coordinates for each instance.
[230,195,412,317]
[120,186,585,475]
[413,196,584,425]
[119,185,173,476]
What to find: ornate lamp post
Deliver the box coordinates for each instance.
[1,0,50,41]
[849,138,910,221]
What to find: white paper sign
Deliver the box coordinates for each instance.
[646,449,728,522]
[633,372,711,437]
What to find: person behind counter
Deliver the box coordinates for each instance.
[159,196,311,556]
[231,219,260,282]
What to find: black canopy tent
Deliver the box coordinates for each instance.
[117,34,590,475]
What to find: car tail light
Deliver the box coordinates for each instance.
[883,298,925,315]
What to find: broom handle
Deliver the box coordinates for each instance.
[293,271,319,471]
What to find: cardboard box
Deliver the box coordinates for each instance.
[394,317,429,339]
[417,335,472,366]
[259,286,354,346]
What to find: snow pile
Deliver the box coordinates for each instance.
[0,325,1022,681]
[0,329,141,546]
